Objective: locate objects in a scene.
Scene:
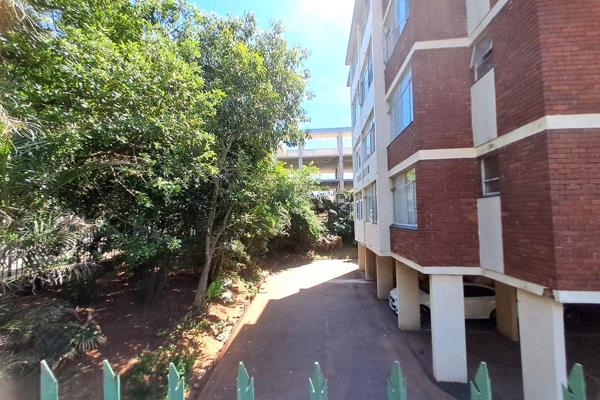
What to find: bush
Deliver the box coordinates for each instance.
[317,192,355,244]
[0,296,106,371]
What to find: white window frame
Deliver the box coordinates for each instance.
[384,0,410,63]
[392,168,417,228]
[481,156,500,196]
[354,192,363,221]
[395,0,410,33]
[471,36,493,81]
[351,95,357,127]
[354,146,362,173]
[390,70,414,139]
[366,46,373,90]
[365,183,377,224]
[362,116,375,161]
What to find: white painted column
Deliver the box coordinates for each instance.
[495,282,519,341]
[430,274,467,383]
[298,144,304,168]
[337,132,344,192]
[517,289,567,400]
[375,256,394,300]
[395,261,420,330]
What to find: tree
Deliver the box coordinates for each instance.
[0,0,218,294]
[189,15,309,312]
[0,0,311,311]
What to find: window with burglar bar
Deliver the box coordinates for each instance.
[482,155,500,196]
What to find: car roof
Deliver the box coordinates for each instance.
[464,283,494,290]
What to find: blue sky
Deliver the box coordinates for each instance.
[192,0,354,130]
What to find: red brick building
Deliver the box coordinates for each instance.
[347,1,600,399]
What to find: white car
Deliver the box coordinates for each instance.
[389,283,496,321]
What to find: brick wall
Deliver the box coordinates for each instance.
[494,133,557,287]
[384,0,467,91]
[387,48,472,170]
[547,130,600,291]
[475,0,600,136]
[475,0,545,136]
[537,0,600,115]
[493,130,600,291]
[390,159,480,267]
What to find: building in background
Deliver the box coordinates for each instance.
[347,0,600,399]
[278,127,353,191]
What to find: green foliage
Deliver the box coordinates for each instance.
[206,279,228,301]
[243,162,323,252]
[319,193,355,244]
[0,296,106,371]
[126,314,211,400]
[1,0,311,307]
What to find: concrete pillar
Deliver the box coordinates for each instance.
[517,290,566,400]
[357,243,366,271]
[375,256,394,300]
[364,248,376,281]
[430,274,467,383]
[395,262,421,330]
[337,132,344,192]
[298,144,303,168]
[495,282,519,341]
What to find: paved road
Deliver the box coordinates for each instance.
[196,259,457,400]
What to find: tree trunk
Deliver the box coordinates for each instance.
[193,251,212,314]
[193,140,234,314]
[193,185,218,313]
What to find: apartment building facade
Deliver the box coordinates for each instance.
[347,1,600,399]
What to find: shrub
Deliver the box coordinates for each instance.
[0,296,106,371]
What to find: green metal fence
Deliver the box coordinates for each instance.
[39,359,587,400]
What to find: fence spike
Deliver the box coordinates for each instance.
[236,362,254,400]
[387,361,407,400]
[102,360,120,400]
[563,363,587,400]
[40,360,59,400]
[308,362,328,400]
[168,363,185,400]
[470,362,492,400]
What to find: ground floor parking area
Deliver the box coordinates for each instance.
[197,257,600,400]
[380,305,600,399]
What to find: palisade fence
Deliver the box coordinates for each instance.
[39,359,587,400]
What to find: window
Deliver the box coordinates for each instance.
[363,117,375,160]
[395,0,410,33]
[482,155,500,195]
[384,0,410,63]
[392,168,417,227]
[354,192,363,221]
[391,70,413,138]
[471,36,493,81]
[351,96,357,127]
[354,146,362,173]
[365,47,373,90]
[365,183,377,223]
[358,80,365,107]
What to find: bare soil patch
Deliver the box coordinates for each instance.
[0,268,257,400]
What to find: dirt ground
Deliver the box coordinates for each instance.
[1,268,254,400]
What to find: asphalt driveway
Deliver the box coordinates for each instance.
[196,259,458,400]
